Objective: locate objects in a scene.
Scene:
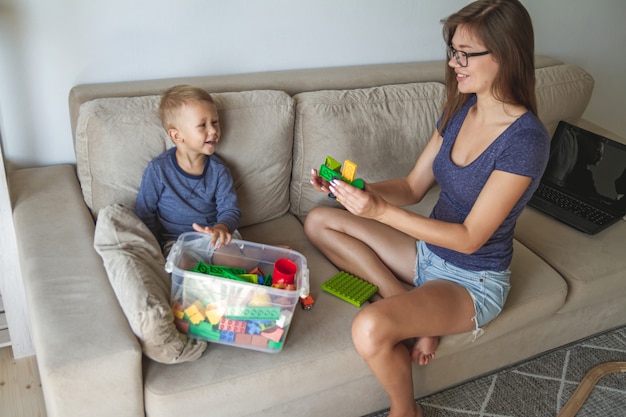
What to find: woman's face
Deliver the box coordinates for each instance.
[448,24,499,97]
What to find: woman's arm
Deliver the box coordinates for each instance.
[329,143,532,254]
[365,129,441,206]
[311,129,441,206]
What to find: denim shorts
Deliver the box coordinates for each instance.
[414,240,511,337]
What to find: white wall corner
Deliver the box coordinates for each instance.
[0,143,35,358]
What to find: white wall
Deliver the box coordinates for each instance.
[524,0,626,142]
[0,0,467,169]
[2,0,624,169]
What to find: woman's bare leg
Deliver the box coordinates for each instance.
[352,280,476,417]
[304,206,417,297]
[306,206,440,363]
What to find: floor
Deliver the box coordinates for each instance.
[0,293,48,417]
[365,326,626,417]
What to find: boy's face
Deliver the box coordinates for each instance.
[170,100,221,156]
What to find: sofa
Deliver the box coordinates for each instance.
[9,55,626,417]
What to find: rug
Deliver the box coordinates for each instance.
[364,326,626,417]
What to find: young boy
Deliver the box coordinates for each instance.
[135,85,241,252]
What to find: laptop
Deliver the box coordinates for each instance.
[528,121,626,234]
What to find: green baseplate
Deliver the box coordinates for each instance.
[321,271,379,307]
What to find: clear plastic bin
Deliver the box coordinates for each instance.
[165,232,309,353]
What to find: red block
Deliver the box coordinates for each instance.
[261,326,284,342]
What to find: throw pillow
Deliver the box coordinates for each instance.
[94,203,207,363]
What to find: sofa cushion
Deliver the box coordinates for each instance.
[290,82,445,220]
[142,214,370,417]
[94,203,207,363]
[75,90,295,227]
[535,64,594,137]
[437,240,568,353]
[515,207,626,314]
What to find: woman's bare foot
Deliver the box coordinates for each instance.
[410,336,440,365]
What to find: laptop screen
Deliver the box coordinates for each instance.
[542,121,626,215]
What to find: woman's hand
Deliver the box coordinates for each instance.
[192,223,232,248]
[309,168,332,194]
[328,179,388,221]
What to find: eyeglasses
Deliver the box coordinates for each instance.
[447,45,490,67]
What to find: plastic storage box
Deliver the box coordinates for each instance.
[165,232,309,353]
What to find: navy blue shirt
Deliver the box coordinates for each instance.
[135,147,241,246]
[427,95,549,271]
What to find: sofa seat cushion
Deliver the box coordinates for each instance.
[94,203,207,363]
[435,240,568,355]
[143,213,373,417]
[515,207,626,314]
[290,82,445,220]
[75,90,295,227]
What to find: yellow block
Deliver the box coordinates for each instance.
[341,160,357,182]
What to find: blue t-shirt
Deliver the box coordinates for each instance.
[135,147,241,246]
[427,95,549,271]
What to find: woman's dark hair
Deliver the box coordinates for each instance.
[439,0,536,133]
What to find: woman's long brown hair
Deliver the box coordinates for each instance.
[438,0,537,134]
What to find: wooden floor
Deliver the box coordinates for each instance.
[0,294,48,417]
[0,347,47,417]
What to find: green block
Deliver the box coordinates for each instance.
[225,306,281,321]
[189,321,221,341]
[321,271,378,307]
[318,161,364,190]
[193,262,247,282]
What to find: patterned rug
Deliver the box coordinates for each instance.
[364,326,626,417]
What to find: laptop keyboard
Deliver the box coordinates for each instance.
[534,184,615,225]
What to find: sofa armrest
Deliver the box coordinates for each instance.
[10,165,144,417]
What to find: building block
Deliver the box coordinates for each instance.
[246,322,262,335]
[193,262,247,282]
[321,271,378,307]
[219,318,247,334]
[184,302,206,325]
[234,333,253,346]
[220,330,236,343]
[276,312,292,328]
[172,301,185,319]
[268,339,283,350]
[174,318,190,334]
[248,291,272,307]
[225,306,281,321]
[251,335,269,348]
[206,307,223,325]
[261,326,284,342]
[318,156,365,190]
[341,159,357,182]
[189,321,220,341]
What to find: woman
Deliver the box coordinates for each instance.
[304,1,550,416]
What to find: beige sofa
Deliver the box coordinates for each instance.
[9,56,626,417]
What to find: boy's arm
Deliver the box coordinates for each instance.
[134,165,161,238]
[213,167,241,233]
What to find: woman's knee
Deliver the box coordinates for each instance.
[352,306,387,358]
[304,206,335,239]
[304,207,320,234]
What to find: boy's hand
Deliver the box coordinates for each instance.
[192,223,232,248]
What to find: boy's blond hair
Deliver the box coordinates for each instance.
[159,85,215,131]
